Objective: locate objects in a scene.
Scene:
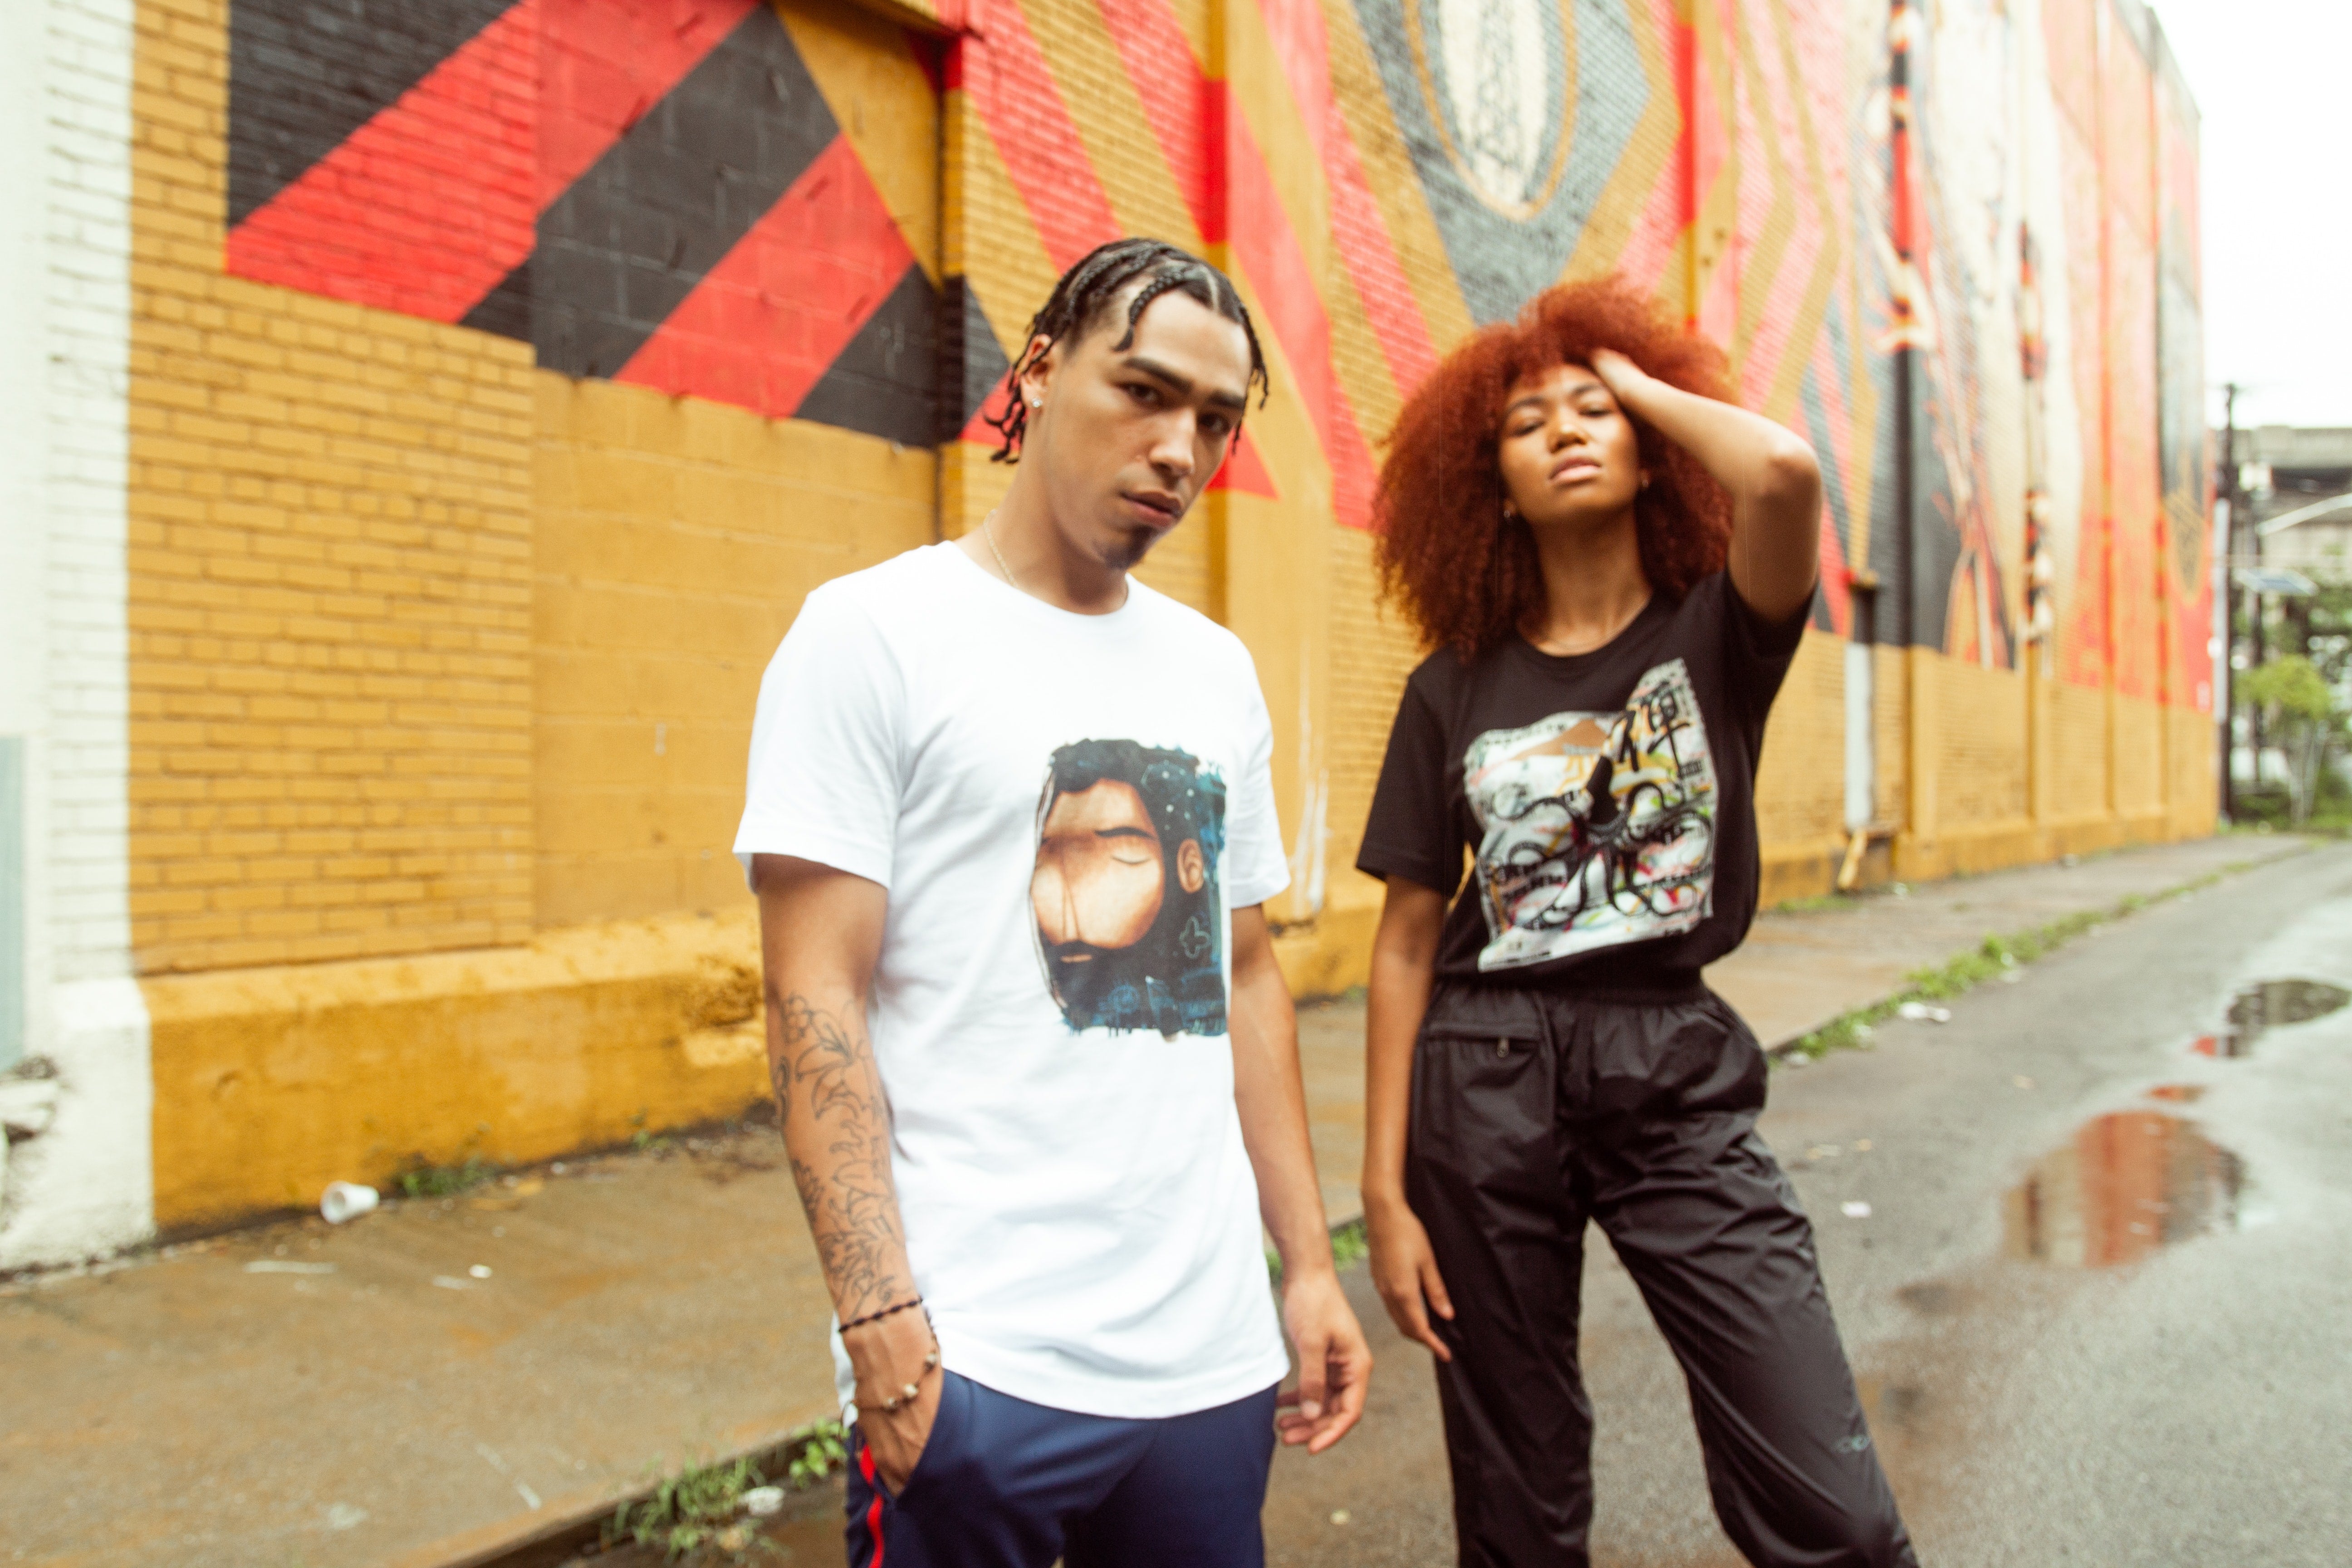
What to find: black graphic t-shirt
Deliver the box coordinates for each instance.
[1358,572,1808,990]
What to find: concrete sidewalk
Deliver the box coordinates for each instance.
[2,833,2308,1568]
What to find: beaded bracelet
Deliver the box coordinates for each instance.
[839,1296,925,1334]
[870,1347,942,1413]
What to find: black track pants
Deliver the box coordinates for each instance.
[1404,981,1917,1568]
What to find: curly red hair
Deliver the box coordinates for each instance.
[1374,276,1735,659]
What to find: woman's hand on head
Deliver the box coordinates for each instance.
[1588,348,1648,401]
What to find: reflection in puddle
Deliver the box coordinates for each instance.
[2004,1112,2244,1268]
[2191,978,2350,1057]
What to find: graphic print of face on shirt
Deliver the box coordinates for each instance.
[1462,658,1718,970]
[1032,740,1228,1038]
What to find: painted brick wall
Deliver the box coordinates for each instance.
[46,0,142,991]
[113,0,2213,971]
[0,0,157,1270]
[127,0,535,974]
[1755,635,1847,856]
[532,376,934,927]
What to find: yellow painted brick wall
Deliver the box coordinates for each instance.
[1872,645,1910,831]
[1931,658,2030,830]
[128,0,535,975]
[2112,691,2166,823]
[532,377,939,927]
[2167,706,2217,835]
[1756,632,1846,853]
[2048,678,2113,829]
[1327,524,1426,916]
[1131,513,1215,615]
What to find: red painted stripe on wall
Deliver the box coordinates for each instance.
[1241,0,1435,392]
[956,0,1122,270]
[1092,0,1424,498]
[225,0,539,324]
[960,0,1373,521]
[541,0,760,208]
[1091,0,1217,237]
[1210,430,1279,496]
[1220,94,1377,529]
[615,134,914,418]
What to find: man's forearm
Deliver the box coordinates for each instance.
[1228,962,1334,1277]
[769,985,915,1321]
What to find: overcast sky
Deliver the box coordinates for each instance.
[2150,0,2352,431]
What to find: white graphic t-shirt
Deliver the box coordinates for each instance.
[734,543,1292,1419]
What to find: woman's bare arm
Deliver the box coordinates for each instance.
[1590,347,1823,623]
[1361,877,1456,1359]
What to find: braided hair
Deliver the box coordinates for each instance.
[986,238,1271,464]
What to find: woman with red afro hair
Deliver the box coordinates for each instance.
[1354,277,1916,1566]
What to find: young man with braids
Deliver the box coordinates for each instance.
[735,239,1372,1566]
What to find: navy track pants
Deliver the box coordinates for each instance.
[1406,980,1918,1568]
[844,1370,1279,1568]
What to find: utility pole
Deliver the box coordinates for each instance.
[2220,383,2238,819]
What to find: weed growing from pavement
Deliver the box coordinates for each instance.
[628,1109,677,1156]
[393,1155,496,1199]
[781,1419,848,1487]
[1782,863,2260,1063]
[605,1454,779,1563]
[1775,892,1865,915]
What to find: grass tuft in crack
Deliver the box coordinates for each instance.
[606,1454,779,1563]
[1782,864,2254,1063]
[780,1419,848,1487]
[393,1156,495,1199]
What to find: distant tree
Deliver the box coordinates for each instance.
[2240,653,2341,826]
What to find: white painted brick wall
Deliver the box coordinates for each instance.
[0,0,151,1269]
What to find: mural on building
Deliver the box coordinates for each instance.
[209,0,2207,676]
[1,0,2215,1255]
[224,0,971,443]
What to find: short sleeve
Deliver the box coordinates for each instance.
[1221,657,1292,910]
[1721,572,1812,730]
[733,587,906,891]
[1355,671,1465,897]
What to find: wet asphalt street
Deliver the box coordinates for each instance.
[1261,842,2352,1567]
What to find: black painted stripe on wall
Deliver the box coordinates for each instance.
[491,3,843,381]
[794,264,937,447]
[227,0,515,229]
[940,275,1013,444]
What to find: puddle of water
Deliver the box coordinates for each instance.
[2004,1112,2244,1269]
[2192,978,2350,1057]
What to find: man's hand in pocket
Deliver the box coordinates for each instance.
[848,1309,942,1495]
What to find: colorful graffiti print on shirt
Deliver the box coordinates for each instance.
[1032,740,1229,1039]
[1463,659,1717,970]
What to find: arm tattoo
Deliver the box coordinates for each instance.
[773,995,908,1320]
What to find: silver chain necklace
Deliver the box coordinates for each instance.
[981,509,1020,594]
[979,508,1131,609]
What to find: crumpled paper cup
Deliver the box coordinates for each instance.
[320,1181,380,1224]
